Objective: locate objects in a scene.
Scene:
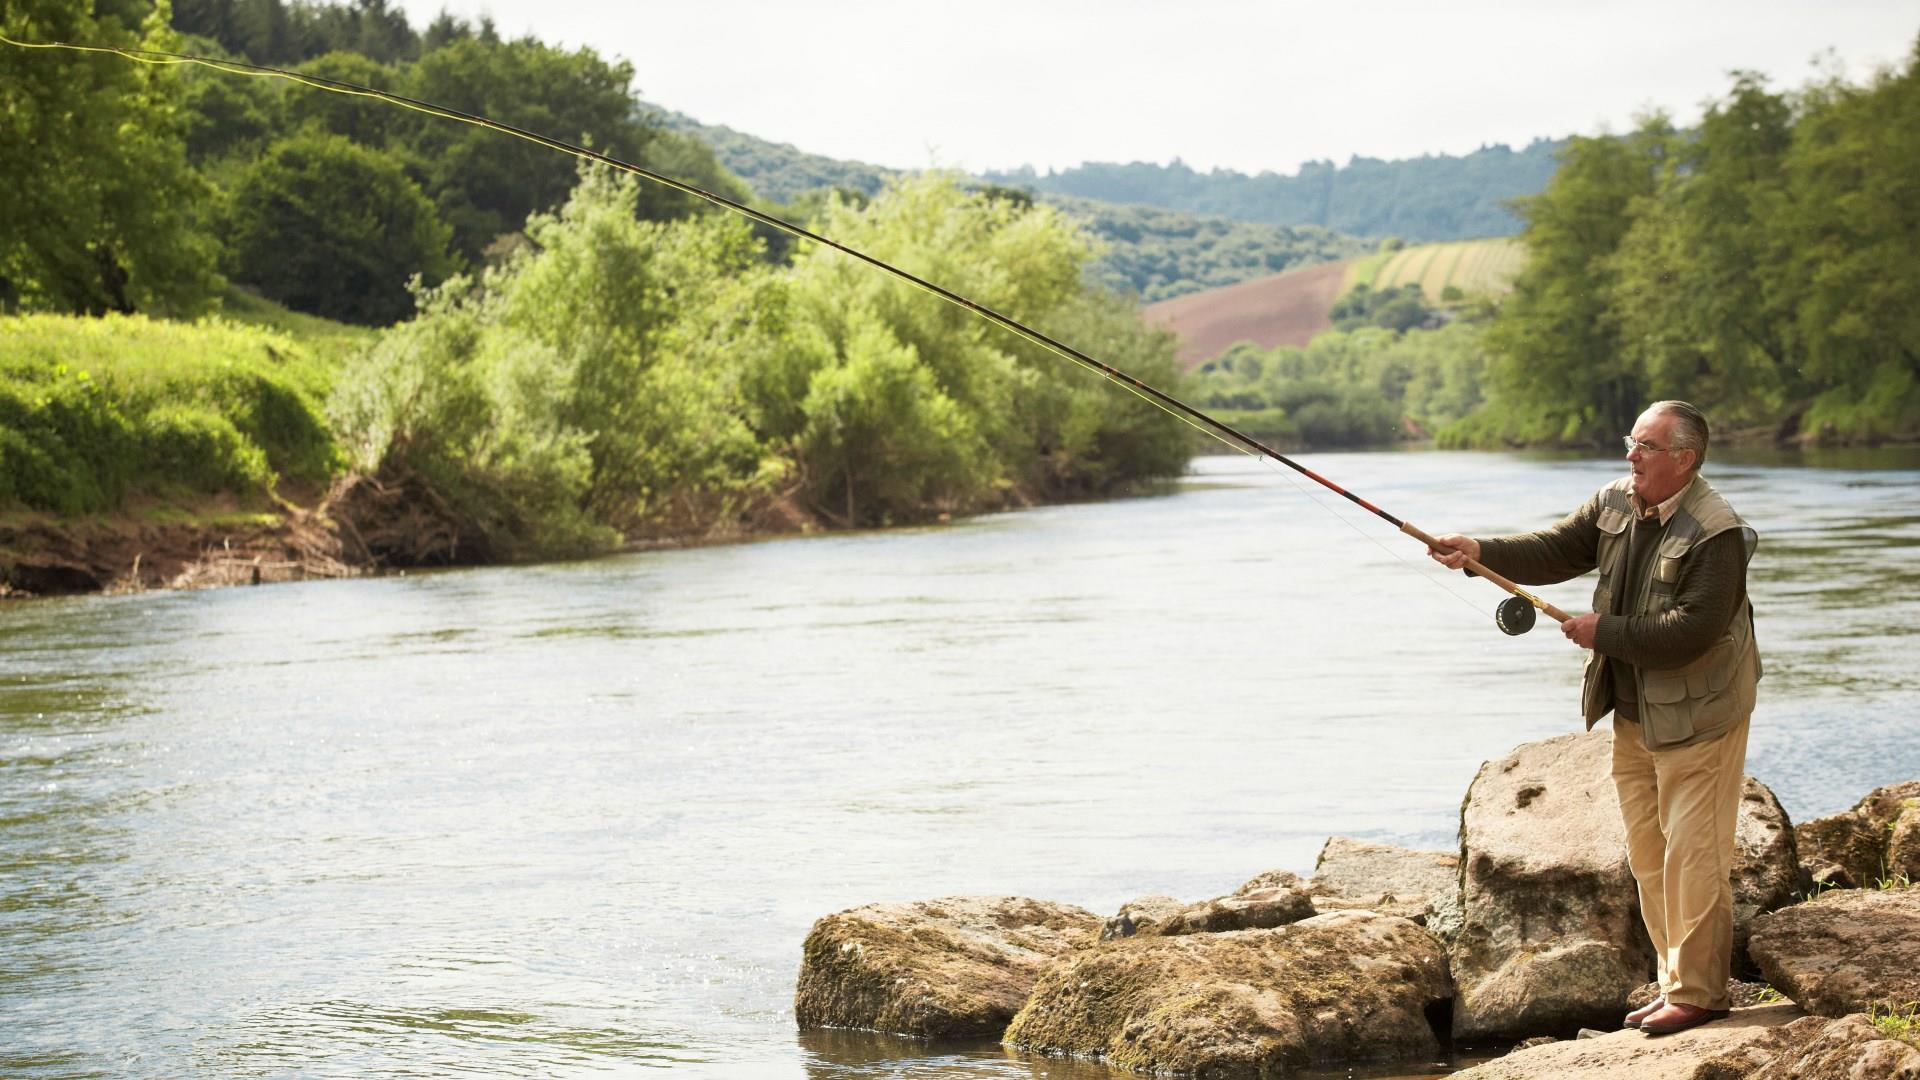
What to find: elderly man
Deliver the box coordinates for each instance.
[1428,400,1760,1037]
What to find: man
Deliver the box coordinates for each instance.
[1428,400,1760,1038]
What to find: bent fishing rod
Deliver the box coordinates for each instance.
[4,34,1570,635]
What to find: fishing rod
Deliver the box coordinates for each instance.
[3,34,1569,635]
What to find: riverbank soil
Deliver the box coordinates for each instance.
[0,492,354,597]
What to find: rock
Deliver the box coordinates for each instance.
[1695,1013,1920,1079]
[1731,778,1803,975]
[1005,911,1451,1077]
[1747,885,1920,1017]
[1511,1035,1559,1052]
[1306,836,1460,928]
[1796,813,1886,889]
[1795,780,1920,889]
[794,895,1101,1038]
[1450,731,1654,1041]
[1890,800,1920,884]
[1626,979,1780,1011]
[1101,876,1317,941]
[1451,732,1804,1041]
[1447,1004,1801,1079]
[1100,895,1189,940]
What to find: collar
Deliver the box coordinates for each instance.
[1630,475,1696,525]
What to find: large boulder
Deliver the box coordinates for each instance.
[1450,731,1654,1041]
[1731,778,1804,975]
[1306,836,1460,932]
[1446,1004,1801,1079]
[1451,732,1802,1040]
[1697,1013,1920,1079]
[1747,885,1920,1017]
[1795,780,1920,888]
[1005,911,1451,1077]
[794,896,1101,1038]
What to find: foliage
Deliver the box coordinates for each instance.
[779,174,1189,523]
[0,0,223,316]
[172,0,420,66]
[1455,44,1920,447]
[1187,320,1490,447]
[225,132,456,325]
[1043,195,1371,302]
[1330,283,1432,332]
[0,313,338,512]
[329,164,770,557]
[982,140,1566,242]
[1870,1002,1920,1048]
[648,104,896,203]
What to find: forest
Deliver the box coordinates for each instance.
[983,140,1565,242]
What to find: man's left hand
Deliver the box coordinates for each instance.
[1561,612,1600,649]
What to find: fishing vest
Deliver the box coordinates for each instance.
[1580,475,1762,749]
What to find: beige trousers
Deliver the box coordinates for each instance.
[1609,713,1751,1010]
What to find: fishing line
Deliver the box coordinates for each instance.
[2,33,1568,634]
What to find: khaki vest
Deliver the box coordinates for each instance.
[1579,475,1761,748]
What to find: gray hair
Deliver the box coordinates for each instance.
[1649,400,1709,470]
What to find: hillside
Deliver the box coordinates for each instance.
[648,104,1370,302]
[982,140,1565,241]
[644,104,896,202]
[1144,238,1527,369]
[1142,260,1354,369]
[1345,238,1526,301]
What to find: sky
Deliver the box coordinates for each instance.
[392,0,1917,177]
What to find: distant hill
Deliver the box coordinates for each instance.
[644,104,896,202]
[1145,238,1528,369]
[646,104,1370,303]
[1143,260,1353,369]
[1345,238,1526,301]
[982,140,1565,242]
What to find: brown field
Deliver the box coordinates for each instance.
[1142,260,1354,371]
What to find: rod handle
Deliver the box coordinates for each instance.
[1398,522,1573,624]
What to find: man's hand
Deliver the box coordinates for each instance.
[1427,533,1481,571]
[1561,612,1600,649]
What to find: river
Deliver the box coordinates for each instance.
[4,448,1917,1078]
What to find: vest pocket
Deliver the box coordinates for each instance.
[1638,634,1738,748]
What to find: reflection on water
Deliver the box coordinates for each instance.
[1,449,1916,1077]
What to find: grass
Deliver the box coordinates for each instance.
[1344,239,1527,303]
[1870,1002,1920,1047]
[0,312,349,514]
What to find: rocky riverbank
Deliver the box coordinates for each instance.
[794,731,1920,1077]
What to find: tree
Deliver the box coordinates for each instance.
[225,132,455,324]
[0,0,222,315]
[1478,118,1673,444]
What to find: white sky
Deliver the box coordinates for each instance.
[392,0,1917,176]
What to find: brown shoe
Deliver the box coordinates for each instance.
[1640,1002,1730,1036]
[1623,997,1665,1028]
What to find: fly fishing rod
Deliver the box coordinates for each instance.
[4,34,1570,634]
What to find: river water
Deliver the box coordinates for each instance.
[4,448,1917,1078]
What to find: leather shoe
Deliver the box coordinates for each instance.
[1640,1002,1730,1036]
[1622,997,1665,1028]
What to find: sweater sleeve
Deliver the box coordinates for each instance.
[1473,493,1604,586]
[1592,529,1747,669]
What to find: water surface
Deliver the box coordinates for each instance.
[4,449,1916,1077]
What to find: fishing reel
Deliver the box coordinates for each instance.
[1495,595,1537,636]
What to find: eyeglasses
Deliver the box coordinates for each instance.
[1622,436,1685,455]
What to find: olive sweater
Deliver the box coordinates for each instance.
[1477,495,1749,678]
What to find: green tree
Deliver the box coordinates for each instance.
[286,50,400,145]
[1477,118,1673,444]
[226,132,455,324]
[1,0,222,315]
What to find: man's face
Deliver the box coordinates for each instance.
[1627,409,1695,505]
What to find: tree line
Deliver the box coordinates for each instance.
[983,141,1565,243]
[1454,44,1920,447]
